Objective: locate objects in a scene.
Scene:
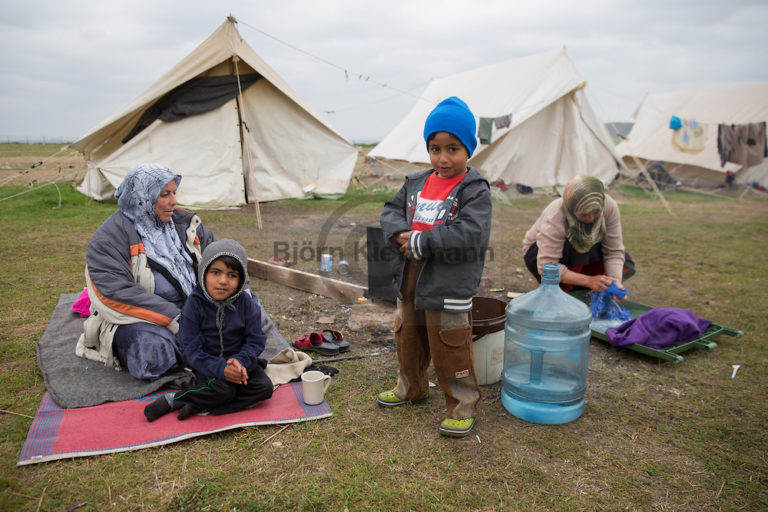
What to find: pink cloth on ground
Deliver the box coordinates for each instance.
[71,289,91,317]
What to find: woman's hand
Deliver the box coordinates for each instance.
[224,358,248,385]
[611,279,626,301]
[587,274,614,292]
[562,269,614,292]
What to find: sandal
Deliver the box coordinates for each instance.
[320,329,350,353]
[292,332,339,356]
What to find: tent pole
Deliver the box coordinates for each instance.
[627,154,675,217]
[233,55,263,229]
[615,135,675,216]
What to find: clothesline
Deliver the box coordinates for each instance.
[237,18,435,111]
[640,98,767,126]
[236,17,573,122]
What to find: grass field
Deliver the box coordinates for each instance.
[1,145,767,511]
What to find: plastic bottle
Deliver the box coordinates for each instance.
[501,264,592,424]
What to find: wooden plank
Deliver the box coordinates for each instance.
[247,258,367,302]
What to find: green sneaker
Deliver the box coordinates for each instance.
[439,417,476,437]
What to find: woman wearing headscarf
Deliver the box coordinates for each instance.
[76,163,216,380]
[522,175,634,293]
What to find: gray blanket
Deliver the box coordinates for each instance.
[37,294,288,409]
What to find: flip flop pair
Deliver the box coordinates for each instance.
[292,329,349,356]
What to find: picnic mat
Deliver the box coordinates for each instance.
[37,293,289,409]
[20,293,332,465]
[18,381,331,465]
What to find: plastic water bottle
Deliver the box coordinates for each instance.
[501,264,592,424]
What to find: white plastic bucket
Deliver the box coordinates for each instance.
[471,296,507,386]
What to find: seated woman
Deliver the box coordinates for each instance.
[522,174,635,294]
[76,163,216,380]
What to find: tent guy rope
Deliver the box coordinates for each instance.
[235,17,435,109]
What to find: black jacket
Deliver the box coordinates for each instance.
[380,167,492,311]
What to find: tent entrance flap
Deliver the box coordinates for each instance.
[122,74,261,143]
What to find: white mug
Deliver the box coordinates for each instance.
[301,370,331,405]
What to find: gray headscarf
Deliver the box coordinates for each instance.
[115,163,196,295]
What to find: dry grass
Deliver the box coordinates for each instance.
[1,144,767,511]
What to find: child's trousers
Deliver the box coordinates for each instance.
[392,261,481,420]
[174,364,274,415]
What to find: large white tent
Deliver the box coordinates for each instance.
[369,48,621,187]
[616,83,768,188]
[72,17,358,206]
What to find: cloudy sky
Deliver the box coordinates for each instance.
[1,0,767,143]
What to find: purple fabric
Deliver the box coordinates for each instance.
[606,308,711,349]
[71,289,91,318]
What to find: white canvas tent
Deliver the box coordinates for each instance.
[369,48,621,187]
[72,18,358,206]
[616,83,768,188]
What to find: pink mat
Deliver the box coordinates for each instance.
[18,381,331,465]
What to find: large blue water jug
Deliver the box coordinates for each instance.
[502,264,592,424]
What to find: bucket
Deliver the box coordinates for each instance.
[471,296,507,385]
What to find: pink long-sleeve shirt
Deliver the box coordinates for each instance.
[522,194,625,280]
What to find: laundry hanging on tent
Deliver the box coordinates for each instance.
[670,117,708,154]
[477,117,493,144]
[122,74,262,143]
[477,114,513,144]
[717,121,767,168]
[494,113,512,129]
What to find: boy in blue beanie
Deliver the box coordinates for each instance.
[378,96,492,437]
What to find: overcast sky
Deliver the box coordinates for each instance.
[1,0,767,143]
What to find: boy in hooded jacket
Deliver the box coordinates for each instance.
[144,239,273,421]
[377,96,492,437]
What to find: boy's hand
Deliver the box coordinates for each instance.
[394,231,412,246]
[225,358,248,385]
[395,231,412,259]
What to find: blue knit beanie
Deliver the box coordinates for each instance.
[423,96,477,158]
